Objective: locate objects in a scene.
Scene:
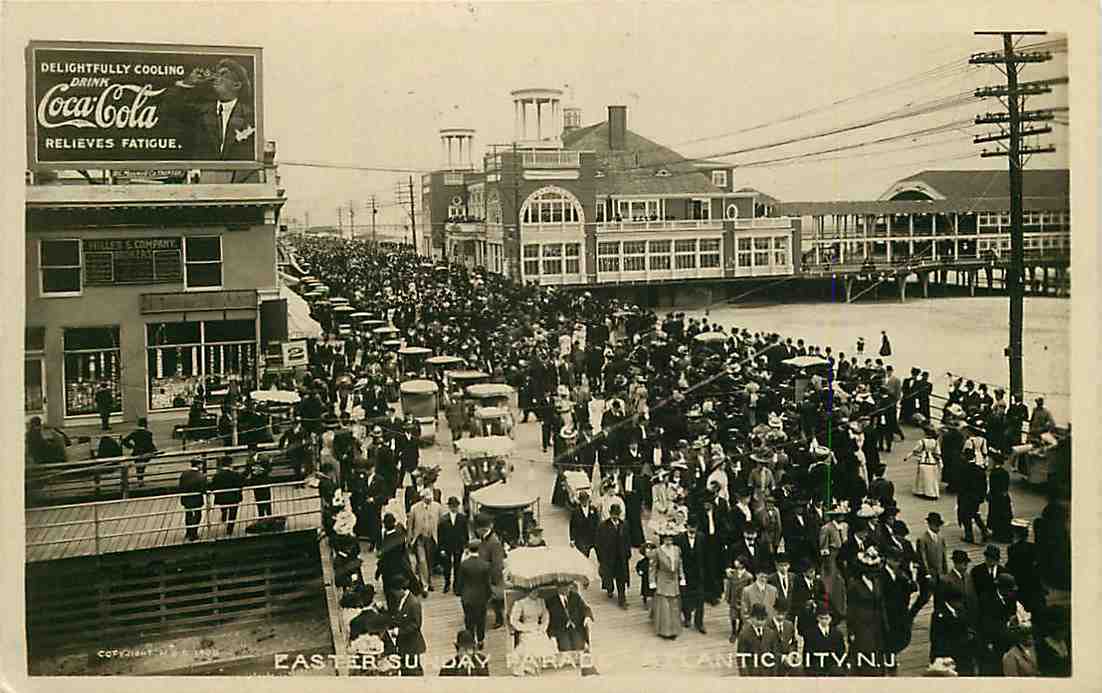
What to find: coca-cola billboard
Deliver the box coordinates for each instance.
[26,41,263,170]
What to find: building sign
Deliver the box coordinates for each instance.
[27,41,263,170]
[84,237,182,285]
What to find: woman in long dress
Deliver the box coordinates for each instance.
[647,529,684,639]
[912,426,943,499]
[509,589,559,676]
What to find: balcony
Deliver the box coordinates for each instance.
[596,219,722,233]
[522,151,580,169]
[733,218,792,230]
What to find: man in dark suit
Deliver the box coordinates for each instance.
[930,550,975,672]
[177,459,207,541]
[768,553,795,614]
[975,573,1019,675]
[735,524,773,576]
[911,512,948,619]
[791,560,829,635]
[569,491,600,559]
[390,576,427,676]
[545,581,594,653]
[930,592,975,675]
[678,518,708,632]
[210,455,244,535]
[970,544,1005,608]
[737,603,781,676]
[475,514,507,628]
[121,417,157,486]
[803,603,847,676]
[595,504,632,607]
[768,598,800,676]
[360,461,388,549]
[881,549,916,675]
[377,513,417,599]
[454,541,491,649]
[437,497,469,593]
[167,59,257,164]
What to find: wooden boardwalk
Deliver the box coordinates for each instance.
[506,403,1050,677]
[26,482,321,563]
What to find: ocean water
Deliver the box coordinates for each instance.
[690,296,1071,423]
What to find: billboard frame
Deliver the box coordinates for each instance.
[26,40,265,172]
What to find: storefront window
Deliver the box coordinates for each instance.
[63,326,122,417]
[147,321,202,410]
[146,320,256,410]
[202,320,257,403]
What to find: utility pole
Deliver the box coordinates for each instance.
[971,31,1055,402]
[337,206,343,235]
[349,202,356,240]
[408,176,418,256]
[370,196,377,246]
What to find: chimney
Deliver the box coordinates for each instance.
[608,105,627,150]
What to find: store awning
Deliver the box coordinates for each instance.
[281,281,322,340]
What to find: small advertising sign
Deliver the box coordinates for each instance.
[27,41,263,170]
[282,340,309,367]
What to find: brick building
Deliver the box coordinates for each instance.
[422,88,802,287]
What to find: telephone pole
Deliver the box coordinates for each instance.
[370,196,378,246]
[348,201,355,240]
[337,206,343,235]
[408,176,418,256]
[971,31,1055,402]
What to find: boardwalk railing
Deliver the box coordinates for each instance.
[25,442,297,506]
[25,480,320,559]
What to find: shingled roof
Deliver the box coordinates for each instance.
[562,122,726,196]
[884,169,1069,202]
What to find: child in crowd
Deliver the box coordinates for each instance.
[636,542,656,607]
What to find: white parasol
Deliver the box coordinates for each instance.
[505,546,598,590]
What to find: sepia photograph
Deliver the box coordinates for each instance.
[2,0,1097,686]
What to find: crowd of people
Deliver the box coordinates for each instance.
[269,235,1071,677]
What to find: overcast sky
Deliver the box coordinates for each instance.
[4,2,1069,229]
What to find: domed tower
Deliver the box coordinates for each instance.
[439,128,476,171]
[510,88,564,149]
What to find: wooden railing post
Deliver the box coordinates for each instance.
[93,503,101,555]
[120,464,130,499]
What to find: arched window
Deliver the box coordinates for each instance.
[521,186,585,226]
